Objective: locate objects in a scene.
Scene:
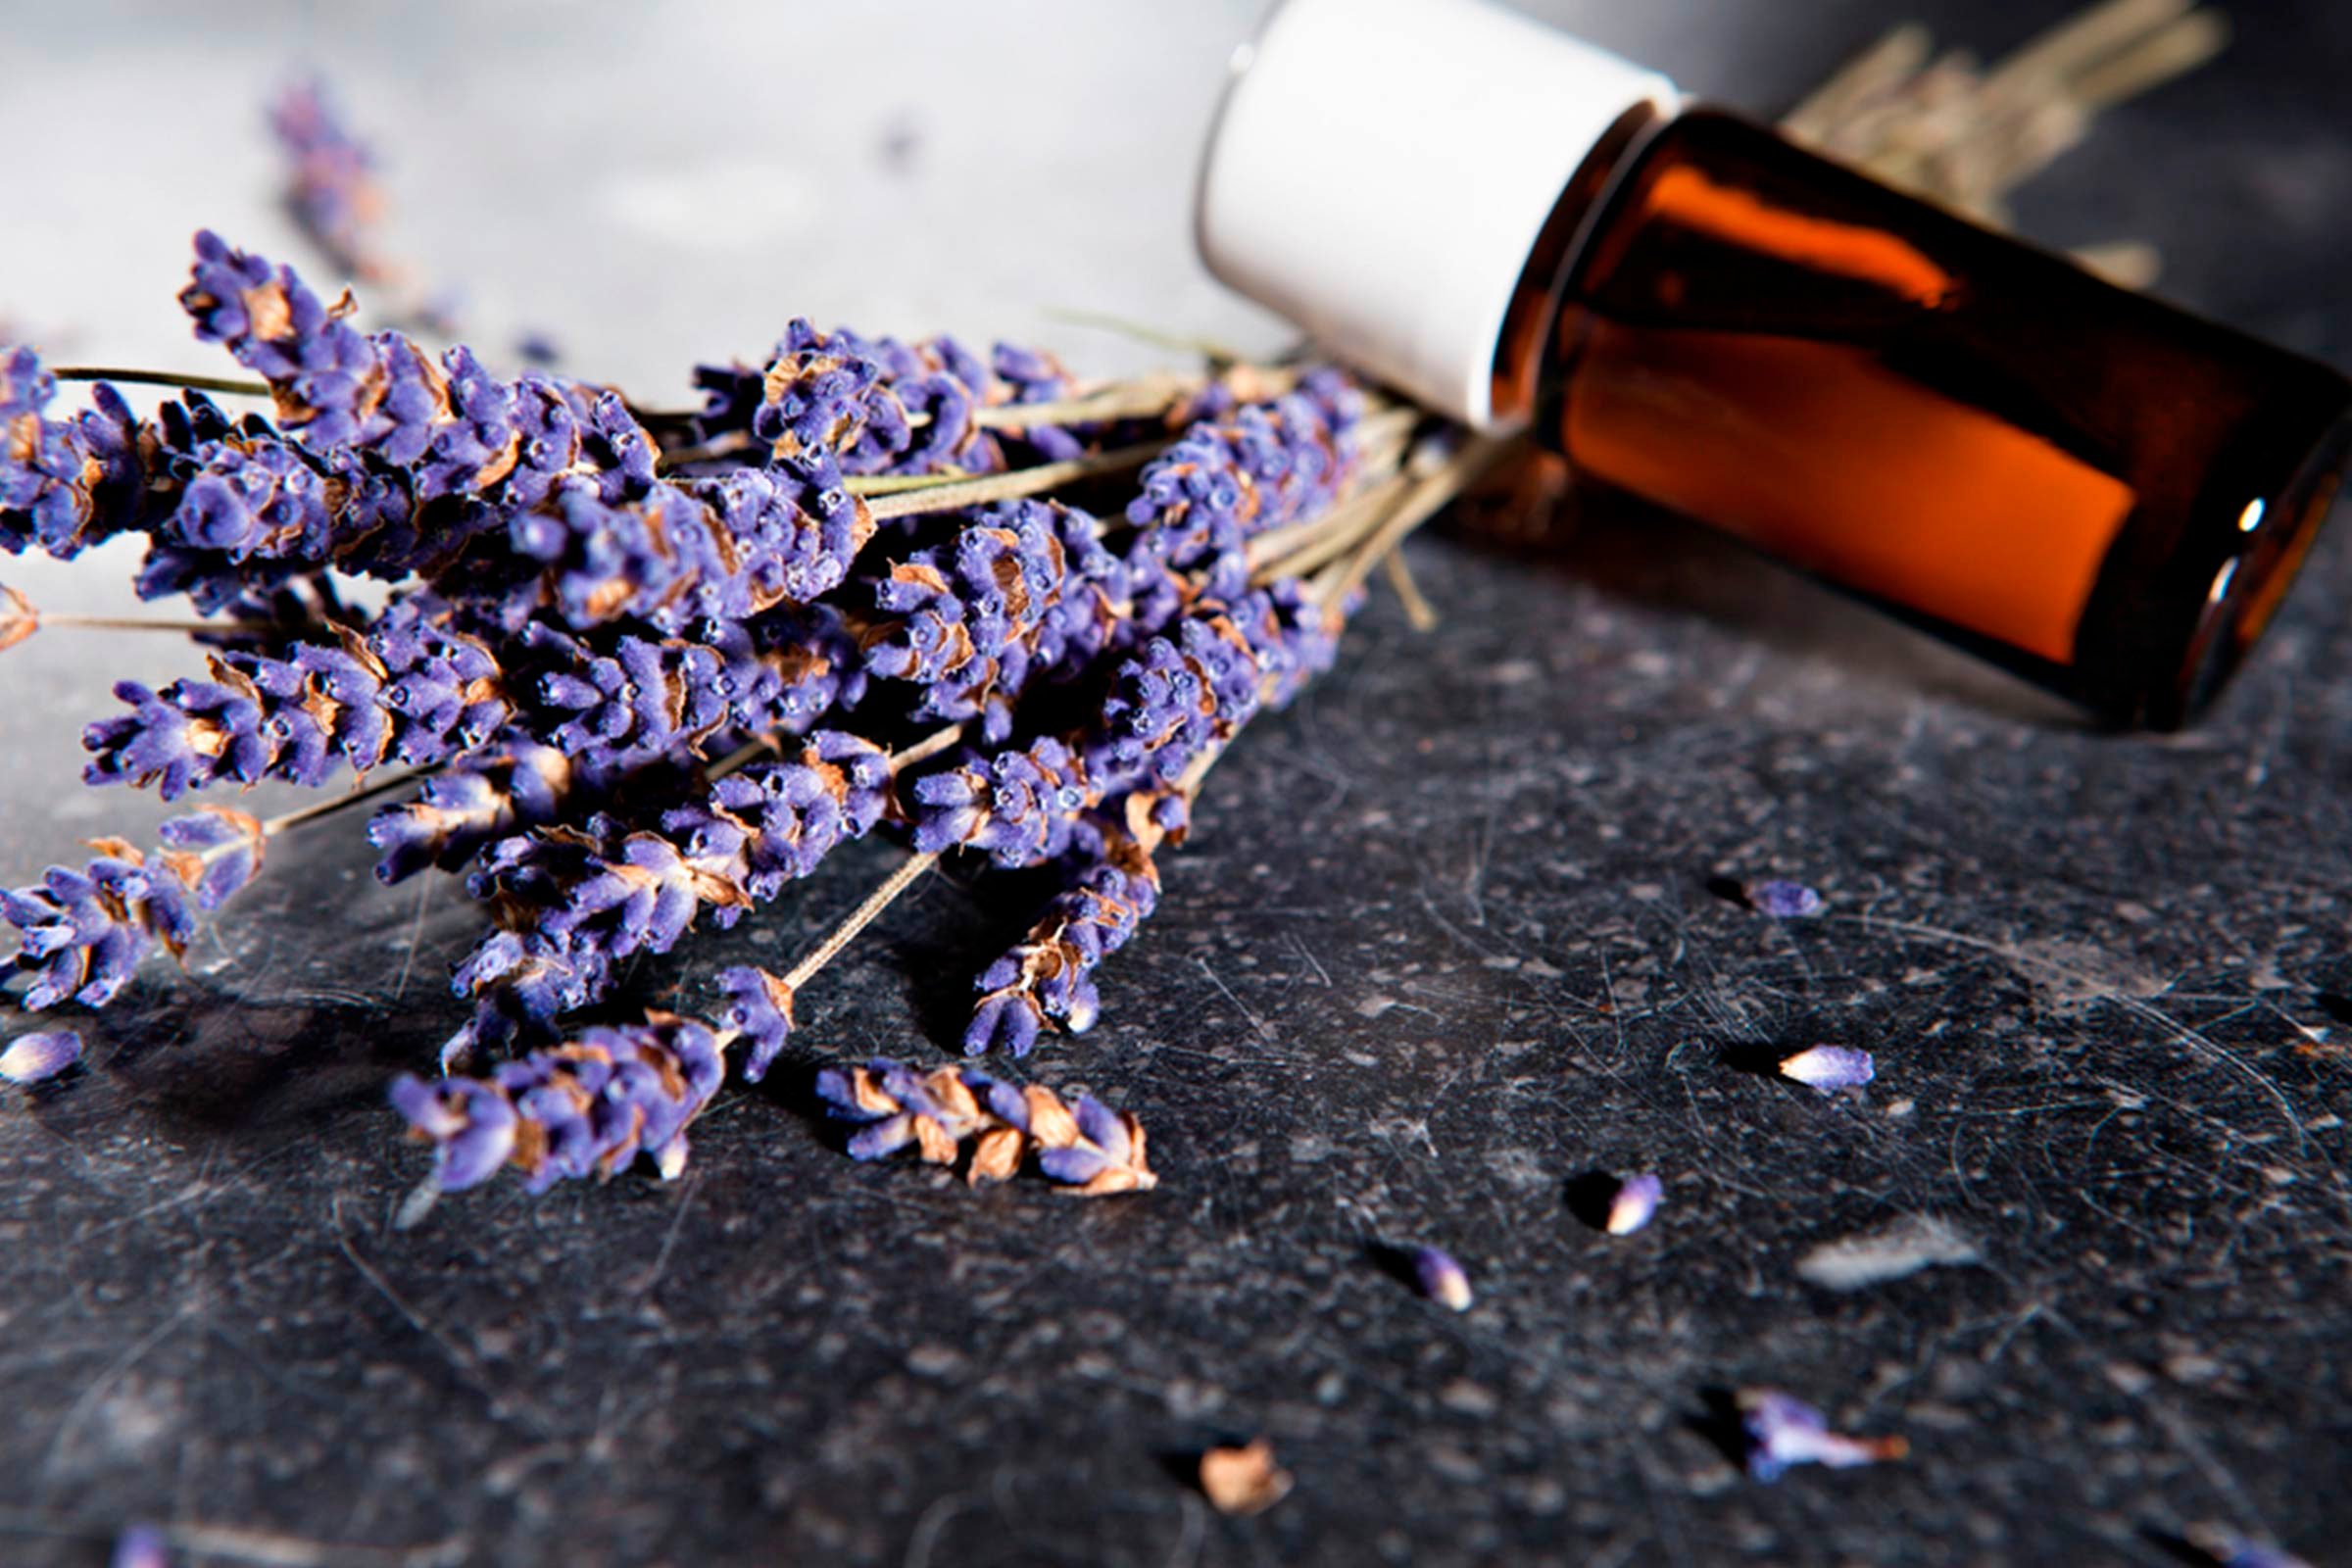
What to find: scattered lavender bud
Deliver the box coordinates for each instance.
[1746,879,1824,918]
[1606,1172,1663,1235]
[1412,1245,1474,1311]
[0,1029,82,1085]
[111,1525,172,1568]
[1199,1438,1294,1516]
[2184,1526,2314,1568]
[1737,1388,1907,1482]
[1778,1045,1876,1092]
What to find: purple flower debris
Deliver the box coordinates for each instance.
[1778,1045,1875,1092]
[1411,1245,1474,1311]
[1605,1172,1663,1235]
[0,1029,82,1085]
[1745,879,1824,918]
[1736,1388,1907,1482]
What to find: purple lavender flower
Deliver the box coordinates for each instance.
[0,1029,82,1085]
[714,965,795,1082]
[82,594,509,798]
[1126,370,1361,593]
[911,738,1091,866]
[1411,1245,1474,1311]
[392,1015,724,1192]
[3,348,147,560]
[1747,879,1825,918]
[814,1057,1155,1193]
[861,501,1072,736]
[967,836,1162,1055]
[183,229,383,449]
[154,807,268,910]
[446,731,892,1057]
[368,739,571,883]
[1736,1389,1907,1481]
[1606,1172,1664,1235]
[270,78,390,283]
[755,320,1001,476]
[2,838,197,1009]
[1778,1045,1876,1092]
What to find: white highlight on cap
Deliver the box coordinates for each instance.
[1196,0,1679,428]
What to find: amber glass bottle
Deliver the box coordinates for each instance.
[1198,0,2352,727]
[1524,110,2352,726]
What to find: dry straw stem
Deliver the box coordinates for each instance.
[1781,0,2227,255]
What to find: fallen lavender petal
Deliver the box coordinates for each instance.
[0,1029,82,1085]
[1778,1045,1876,1091]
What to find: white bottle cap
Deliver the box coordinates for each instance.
[1197,0,1680,429]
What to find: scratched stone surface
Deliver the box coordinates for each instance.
[3,2,2350,1565]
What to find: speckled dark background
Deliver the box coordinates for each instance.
[4,2,2350,1565]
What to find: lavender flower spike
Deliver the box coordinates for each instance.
[814,1058,1156,1194]
[1778,1045,1876,1092]
[391,1014,724,1192]
[270,78,391,283]
[1411,1246,1474,1311]
[1736,1388,1907,1482]
[1606,1172,1664,1236]
[0,1030,82,1085]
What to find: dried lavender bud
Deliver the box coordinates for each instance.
[1606,1172,1664,1235]
[154,807,267,910]
[1126,370,1362,593]
[1747,879,1825,918]
[446,732,892,1056]
[755,320,1001,476]
[714,965,795,1082]
[1086,583,1339,792]
[861,500,1072,734]
[367,739,571,883]
[967,832,1161,1055]
[0,1029,82,1085]
[1779,1044,1876,1091]
[2,349,146,560]
[270,78,389,283]
[82,594,509,798]
[2,838,197,1009]
[184,230,382,448]
[391,1014,723,1192]
[911,738,1091,866]
[1736,1389,1907,1481]
[1411,1245,1474,1311]
[815,1057,1155,1195]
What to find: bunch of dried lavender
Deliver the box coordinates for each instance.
[0,8,2226,1204]
[0,225,1484,1195]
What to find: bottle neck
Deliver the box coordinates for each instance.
[1488,100,1674,428]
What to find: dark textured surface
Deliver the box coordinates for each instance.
[5,3,2352,1565]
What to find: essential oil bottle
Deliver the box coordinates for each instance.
[1196,0,2352,727]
